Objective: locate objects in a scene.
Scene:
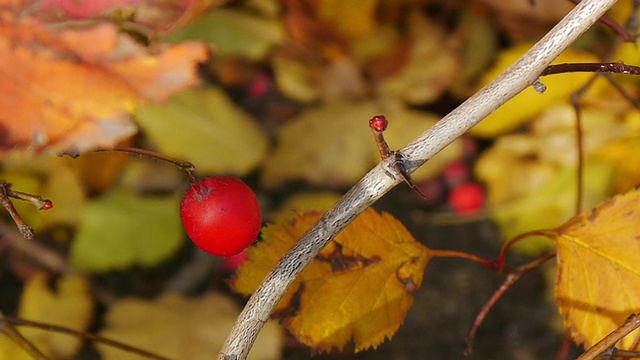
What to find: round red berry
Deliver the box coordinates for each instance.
[448,182,485,215]
[180,177,261,257]
[369,115,388,132]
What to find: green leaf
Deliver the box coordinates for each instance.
[136,87,268,176]
[168,9,284,61]
[70,191,183,272]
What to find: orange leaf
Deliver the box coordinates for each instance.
[0,14,208,154]
[231,208,431,352]
[549,187,640,348]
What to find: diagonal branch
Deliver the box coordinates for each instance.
[218,0,620,358]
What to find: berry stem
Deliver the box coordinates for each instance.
[92,147,199,185]
[369,116,391,157]
[429,249,496,269]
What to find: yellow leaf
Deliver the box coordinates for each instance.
[231,208,431,352]
[0,273,93,360]
[272,52,321,103]
[98,292,282,360]
[136,87,268,176]
[549,187,640,348]
[470,43,601,137]
[261,101,379,188]
[262,101,457,187]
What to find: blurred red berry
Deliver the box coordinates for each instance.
[442,160,470,188]
[247,72,270,99]
[222,250,249,271]
[416,179,444,206]
[448,182,485,215]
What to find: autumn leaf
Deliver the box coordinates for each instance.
[38,0,142,19]
[0,273,93,360]
[70,191,183,272]
[474,103,631,253]
[231,208,431,352]
[317,0,379,41]
[469,43,601,137]
[98,292,282,360]
[376,12,460,105]
[136,87,268,175]
[262,101,461,188]
[168,8,285,61]
[0,13,208,154]
[548,187,640,348]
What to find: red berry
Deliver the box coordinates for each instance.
[442,160,470,188]
[180,177,261,257]
[448,182,485,215]
[369,115,388,132]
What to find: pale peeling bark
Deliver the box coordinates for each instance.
[218,0,620,358]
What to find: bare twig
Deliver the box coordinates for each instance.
[4,316,174,360]
[0,312,48,360]
[218,1,620,358]
[464,252,556,358]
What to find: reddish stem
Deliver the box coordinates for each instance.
[464,252,556,358]
[494,230,551,269]
[430,249,496,269]
[541,62,640,77]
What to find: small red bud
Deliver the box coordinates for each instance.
[369,115,388,132]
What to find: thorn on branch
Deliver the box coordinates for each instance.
[369,116,430,200]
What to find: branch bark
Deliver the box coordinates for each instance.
[218,0,620,358]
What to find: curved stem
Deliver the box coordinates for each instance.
[218,1,620,358]
[430,249,496,269]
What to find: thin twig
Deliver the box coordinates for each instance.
[464,252,556,358]
[541,62,640,76]
[570,94,585,213]
[218,1,620,359]
[4,316,174,360]
[0,312,48,360]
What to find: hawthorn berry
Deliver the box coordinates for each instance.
[180,177,261,257]
[369,115,388,132]
[448,182,485,215]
